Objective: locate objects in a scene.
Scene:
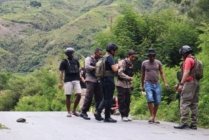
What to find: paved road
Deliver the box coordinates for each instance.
[0,112,209,140]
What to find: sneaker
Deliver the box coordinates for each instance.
[174,124,189,129]
[80,112,90,120]
[104,117,117,123]
[66,113,72,117]
[190,124,197,130]
[94,113,104,121]
[127,117,132,121]
[122,117,129,122]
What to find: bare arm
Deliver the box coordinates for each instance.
[159,65,168,86]
[180,70,190,84]
[111,64,118,72]
[58,71,64,89]
[80,71,85,83]
[141,67,145,91]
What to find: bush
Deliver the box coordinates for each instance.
[0,90,19,111]
[15,95,50,111]
[131,96,149,119]
[30,1,41,8]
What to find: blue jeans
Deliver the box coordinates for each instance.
[144,82,161,105]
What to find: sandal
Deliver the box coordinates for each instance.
[72,112,80,117]
[148,119,154,124]
[154,120,160,124]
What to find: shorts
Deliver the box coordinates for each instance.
[64,80,82,95]
[144,82,161,105]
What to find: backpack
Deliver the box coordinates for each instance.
[66,59,79,74]
[95,55,108,78]
[191,58,203,80]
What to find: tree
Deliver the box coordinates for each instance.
[95,7,199,66]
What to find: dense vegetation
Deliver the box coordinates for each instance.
[0,0,209,128]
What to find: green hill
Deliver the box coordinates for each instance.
[0,0,168,72]
[0,0,118,71]
[0,0,185,72]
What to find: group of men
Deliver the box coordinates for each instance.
[59,43,200,129]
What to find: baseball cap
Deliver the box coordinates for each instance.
[65,47,74,52]
[128,50,138,56]
[147,48,156,55]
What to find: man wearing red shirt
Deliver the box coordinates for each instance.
[174,45,199,130]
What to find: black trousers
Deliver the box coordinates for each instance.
[82,81,102,113]
[117,87,131,117]
[97,77,115,119]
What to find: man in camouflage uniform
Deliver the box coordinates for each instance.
[116,50,137,122]
[174,45,199,130]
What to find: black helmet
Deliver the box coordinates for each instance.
[65,47,74,55]
[106,43,118,52]
[179,45,192,55]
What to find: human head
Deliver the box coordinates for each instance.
[94,48,103,59]
[179,45,193,58]
[106,43,118,56]
[127,50,137,62]
[65,47,74,58]
[147,48,156,62]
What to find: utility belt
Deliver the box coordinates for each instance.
[103,70,114,77]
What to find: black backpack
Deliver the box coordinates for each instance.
[66,59,79,74]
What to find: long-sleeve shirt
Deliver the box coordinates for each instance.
[85,56,97,83]
[116,59,133,88]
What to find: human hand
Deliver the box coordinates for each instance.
[128,77,133,81]
[177,84,183,93]
[174,84,179,91]
[141,91,146,96]
[141,86,145,92]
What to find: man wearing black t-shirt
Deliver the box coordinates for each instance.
[94,43,119,123]
[59,47,81,117]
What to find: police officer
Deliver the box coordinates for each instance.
[94,43,118,123]
[80,48,103,120]
[174,45,199,130]
[116,50,137,122]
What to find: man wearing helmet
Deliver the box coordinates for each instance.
[94,43,119,123]
[59,47,81,117]
[174,45,199,130]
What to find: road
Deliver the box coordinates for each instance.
[0,112,209,140]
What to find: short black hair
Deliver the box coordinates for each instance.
[95,48,102,53]
[106,43,118,52]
